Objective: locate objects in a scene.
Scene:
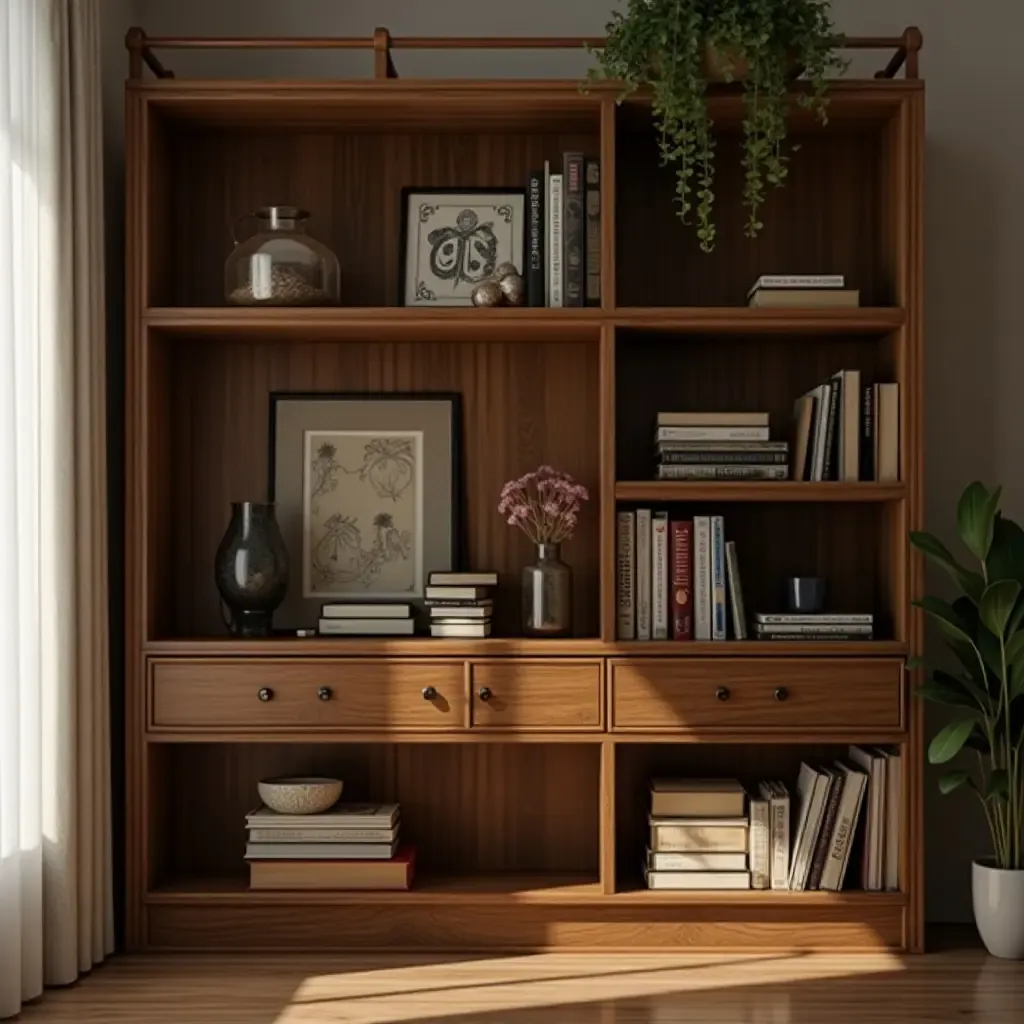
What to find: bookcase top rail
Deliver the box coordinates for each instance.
[126,25,923,83]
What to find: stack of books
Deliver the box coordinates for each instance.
[245,802,414,891]
[426,571,498,638]
[317,602,413,637]
[793,372,899,482]
[645,779,751,890]
[616,512,747,641]
[655,412,789,482]
[747,274,860,308]
[753,612,874,642]
[527,154,601,308]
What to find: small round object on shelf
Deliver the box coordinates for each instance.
[257,776,343,815]
[499,272,527,307]
[471,280,504,307]
[494,261,519,281]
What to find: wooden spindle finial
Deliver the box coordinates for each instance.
[904,26,923,78]
[373,27,394,79]
[126,26,146,79]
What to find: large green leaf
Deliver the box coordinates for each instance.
[910,531,985,603]
[964,725,992,755]
[981,580,1022,637]
[987,514,1024,584]
[917,676,982,713]
[958,482,1002,562]
[935,669,990,712]
[939,770,973,796]
[928,717,977,764]
[914,596,974,646]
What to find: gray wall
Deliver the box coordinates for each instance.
[101,0,1024,924]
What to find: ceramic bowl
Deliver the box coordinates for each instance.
[257,776,343,815]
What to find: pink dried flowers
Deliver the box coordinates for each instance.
[498,466,589,544]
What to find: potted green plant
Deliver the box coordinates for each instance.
[590,0,847,251]
[910,482,1024,959]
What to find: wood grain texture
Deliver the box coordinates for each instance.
[469,661,603,731]
[155,335,600,639]
[609,658,903,732]
[149,658,467,731]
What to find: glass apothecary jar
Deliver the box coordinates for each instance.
[225,206,340,306]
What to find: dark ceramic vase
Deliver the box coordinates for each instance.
[214,502,289,637]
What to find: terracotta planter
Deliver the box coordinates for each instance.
[973,859,1024,959]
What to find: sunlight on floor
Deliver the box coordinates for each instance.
[279,952,907,1024]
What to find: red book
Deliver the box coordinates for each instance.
[671,520,693,641]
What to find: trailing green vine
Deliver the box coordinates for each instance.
[590,0,847,251]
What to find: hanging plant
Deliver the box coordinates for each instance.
[590,0,847,252]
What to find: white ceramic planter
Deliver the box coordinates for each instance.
[972,859,1024,959]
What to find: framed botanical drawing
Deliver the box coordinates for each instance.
[269,393,461,628]
[400,187,526,307]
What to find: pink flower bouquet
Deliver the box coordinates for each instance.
[498,466,589,544]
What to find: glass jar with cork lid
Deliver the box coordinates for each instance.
[225,205,340,306]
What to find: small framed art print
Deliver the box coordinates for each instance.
[269,392,461,628]
[400,187,526,307]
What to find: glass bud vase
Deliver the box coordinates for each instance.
[214,502,289,638]
[522,543,573,637]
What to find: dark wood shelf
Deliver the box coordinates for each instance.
[615,482,907,503]
[613,307,905,334]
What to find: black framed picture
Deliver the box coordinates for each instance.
[399,187,527,306]
[269,392,461,628]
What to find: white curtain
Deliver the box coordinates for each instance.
[0,1,112,1017]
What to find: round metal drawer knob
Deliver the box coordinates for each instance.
[478,686,493,702]
[715,687,730,702]
[257,687,273,702]
[317,686,333,702]
[422,686,437,701]
[774,687,789,702]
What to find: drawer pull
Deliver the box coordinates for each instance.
[478,686,493,702]
[774,687,789,702]
[422,686,437,701]
[317,686,333,702]
[257,687,274,702]
[715,686,730,702]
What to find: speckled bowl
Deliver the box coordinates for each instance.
[257,776,343,815]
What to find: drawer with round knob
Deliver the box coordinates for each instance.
[148,659,467,732]
[609,659,904,733]
[469,660,603,731]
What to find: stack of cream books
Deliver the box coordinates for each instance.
[645,779,752,890]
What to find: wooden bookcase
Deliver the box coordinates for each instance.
[124,27,925,952]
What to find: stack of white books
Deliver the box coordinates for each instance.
[317,603,414,637]
[645,779,751,890]
[426,571,498,638]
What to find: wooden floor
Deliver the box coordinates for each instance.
[18,943,1024,1023]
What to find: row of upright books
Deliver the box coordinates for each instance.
[315,571,497,637]
[245,802,414,891]
[526,154,601,308]
[645,748,900,891]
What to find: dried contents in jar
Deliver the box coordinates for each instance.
[229,264,330,306]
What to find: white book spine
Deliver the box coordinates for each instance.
[542,160,551,305]
[693,516,712,641]
[656,426,770,442]
[749,798,770,890]
[749,274,845,295]
[616,511,636,639]
[651,513,669,640]
[548,173,563,308]
[636,509,652,640]
[656,465,789,481]
[766,786,791,890]
[820,770,866,892]
[711,515,726,641]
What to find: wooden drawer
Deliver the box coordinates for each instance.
[149,659,467,732]
[610,659,903,732]
[469,660,603,731]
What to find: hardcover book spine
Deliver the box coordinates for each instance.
[860,384,874,481]
[725,540,747,640]
[548,173,563,308]
[711,515,726,641]
[659,451,789,465]
[562,152,585,307]
[636,508,652,641]
[822,378,841,481]
[769,791,791,890]
[616,511,636,639]
[670,520,693,641]
[807,775,845,890]
[526,170,544,307]
[651,512,669,640]
[542,160,551,304]
[657,426,769,442]
[584,158,601,306]
[247,827,395,843]
[656,465,789,481]
[749,798,771,890]
[693,516,712,641]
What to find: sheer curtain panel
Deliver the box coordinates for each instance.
[0,1,112,1016]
